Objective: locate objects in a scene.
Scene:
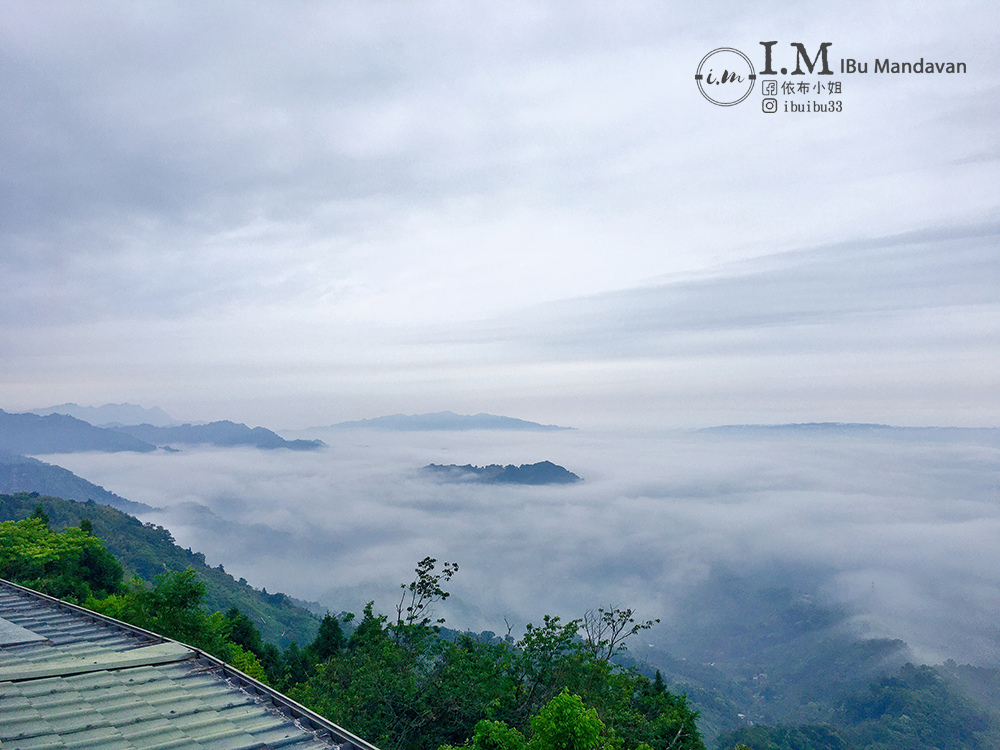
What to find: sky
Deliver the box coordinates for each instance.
[2,1,999,429]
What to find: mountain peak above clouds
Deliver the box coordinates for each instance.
[322,411,573,431]
[114,421,325,450]
[699,422,1000,442]
[0,410,158,454]
[31,402,179,427]
[423,460,582,484]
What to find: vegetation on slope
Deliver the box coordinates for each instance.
[0,491,320,646]
[423,461,582,484]
[1,512,706,750]
[716,662,1000,750]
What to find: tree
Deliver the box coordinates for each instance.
[0,517,123,601]
[396,556,459,628]
[282,641,312,687]
[580,607,658,663]
[225,606,264,655]
[30,503,51,528]
[443,691,618,750]
[448,720,527,750]
[310,613,346,662]
[652,671,666,695]
[529,690,614,750]
[287,560,705,750]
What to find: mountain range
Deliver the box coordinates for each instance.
[114,421,324,451]
[31,402,180,427]
[0,409,323,453]
[700,422,1000,442]
[321,411,572,431]
[0,410,158,454]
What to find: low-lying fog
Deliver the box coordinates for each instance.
[43,426,1000,666]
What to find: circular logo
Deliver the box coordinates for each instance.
[695,48,756,106]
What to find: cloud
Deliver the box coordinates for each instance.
[3,2,998,333]
[43,424,1000,665]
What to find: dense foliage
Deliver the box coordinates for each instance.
[0,513,704,750]
[0,512,123,601]
[289,604,703,750]
[836,663,999,749]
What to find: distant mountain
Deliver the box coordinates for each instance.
[31,402,179,427]
[700,422,1000,442]
[325,411,572,431]
[113,421,325,450]
[0,449,152,513]
[0,410,157,454]
[423,460,582,484]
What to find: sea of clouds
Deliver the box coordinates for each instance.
[43,425,1000,665]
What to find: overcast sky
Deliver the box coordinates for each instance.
[2,1,998,429]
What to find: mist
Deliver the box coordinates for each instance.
[39,424,1000,666]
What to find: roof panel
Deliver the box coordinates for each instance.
[0,615,48,646]
[1,579,377,750]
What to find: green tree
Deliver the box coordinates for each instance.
[0,517,123,601]
[529,690,616,750]
[447,719,527,750]
[396,556,459,628]
[287,559,704,750]
[30,503,51,527]
[282,641,312,687]
[225,606,264,655]
[310,613,346,662]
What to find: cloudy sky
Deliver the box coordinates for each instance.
[2,1,998,429]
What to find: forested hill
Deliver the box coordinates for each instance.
[423,461,582,484]
[0,491,321,647]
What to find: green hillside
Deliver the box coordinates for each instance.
[0,491,321,646]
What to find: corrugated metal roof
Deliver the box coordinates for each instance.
[0,579,379,750]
